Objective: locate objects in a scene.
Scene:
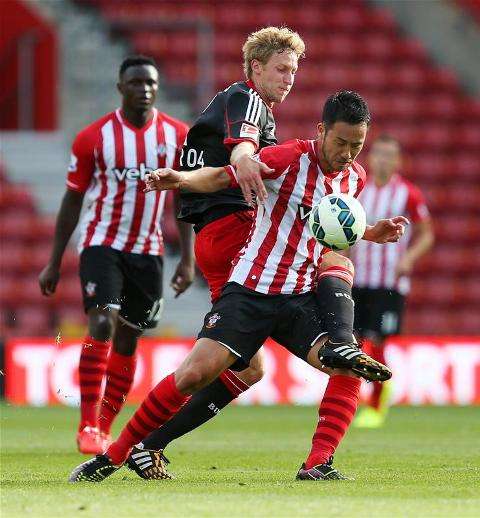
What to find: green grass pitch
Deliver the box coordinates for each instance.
[1,404,479,517]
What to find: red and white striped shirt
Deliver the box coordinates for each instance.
[350,174,429,294]
[66,108,188,255]
[226,139,366,295]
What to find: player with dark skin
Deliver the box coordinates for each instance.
[39,63,194,357]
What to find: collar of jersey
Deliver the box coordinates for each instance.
[115,108,158,133]
[245,80,273,108]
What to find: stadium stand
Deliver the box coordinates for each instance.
[72,0,480,335]
[2,0,479,336]
[0,164,183,337]
[0,0,58,129]
[456,0,480,25]
[0,165,81,336]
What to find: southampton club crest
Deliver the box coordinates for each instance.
[206,312,221,329]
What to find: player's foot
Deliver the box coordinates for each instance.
[76,426,104,455]
[99,431,112,451]
[296,457,352,481]
[354,407,385,428]
[126,445,172,480]
[69,454,121,483]
[319,340,392,382]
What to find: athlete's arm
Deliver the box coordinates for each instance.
[230,141,274,205]
[362,216,410,244]
[144,142,293,194]
[170,192,195,298]
[395,218,434,277]
[38,189,84,296]
[145,166,232,193]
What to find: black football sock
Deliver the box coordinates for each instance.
[316,272,355,344]
[141,377,236,450]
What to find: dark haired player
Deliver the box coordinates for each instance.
[39,55,194,454]
[351,135,434,428]
[98,30,365,478]
[70,91,408,483]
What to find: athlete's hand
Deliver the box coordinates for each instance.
[144,168,184,192]
[235,154,274,206]
[39,263,60,296]
[363,216,410,244]
[170,258,195,297]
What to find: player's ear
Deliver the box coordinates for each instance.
[117,82,123,95]
[317,122,325,139]
[251,59,263,75]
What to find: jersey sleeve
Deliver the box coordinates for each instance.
[226,141,300,188]
[351,162,367,198]
[66,128,96,193]
[406,183,430,223]
[174,122,189,170]
[255,141,300,179]
[223,90,263,151]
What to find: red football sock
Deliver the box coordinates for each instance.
[305,375,361,469]
[369,344,386,410]
[98,350,137,434]
[219,369,250,397]
[78,336,110,430]
[106,373,188,465]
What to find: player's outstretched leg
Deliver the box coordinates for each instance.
[319,339,391,382]
[129,354,262,477]
[69,338,237,482]
[125,369,252,479]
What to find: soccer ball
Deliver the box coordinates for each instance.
[309,194,366,250]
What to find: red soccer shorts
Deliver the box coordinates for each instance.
[194,211,254,302]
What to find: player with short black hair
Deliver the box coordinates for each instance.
[322,90,371,128]
[351,134,434,428]
[39,55,194,454]
[69,92,409,483]
[119,55,157,77]
[103,31,369,475]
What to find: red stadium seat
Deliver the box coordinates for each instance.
[70,0,480,336]
[10,306,52,336]
[53,275,82,307]
[0,213,36,243]
[0,242,29,274]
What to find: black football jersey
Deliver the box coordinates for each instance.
[178,81,277,226]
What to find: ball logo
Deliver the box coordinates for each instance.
[206,313,221,329]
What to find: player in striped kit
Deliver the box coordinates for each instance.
[70,92,408,483]
[39,56,195,454]
[116,30,365,477]
[351,135,434,428]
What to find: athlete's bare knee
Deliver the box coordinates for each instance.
[88,309,117,341]
[174,338,235,394]
[236,353,265,386]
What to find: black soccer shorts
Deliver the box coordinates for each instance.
[198,282,327,369]
[79,245,164,330]
[353,287,405,339]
